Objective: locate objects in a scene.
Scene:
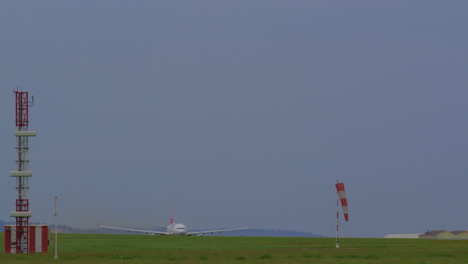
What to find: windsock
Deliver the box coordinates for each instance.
[335,182,349,221]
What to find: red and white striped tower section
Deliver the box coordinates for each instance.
[10,89,36,253]
[335,181,349,248]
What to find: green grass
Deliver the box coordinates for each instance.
[0,232,467,263]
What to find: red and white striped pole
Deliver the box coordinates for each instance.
[335,181,349,248]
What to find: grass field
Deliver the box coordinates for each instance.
[0,232,467,263]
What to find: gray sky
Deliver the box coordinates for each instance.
[0,1,467,238]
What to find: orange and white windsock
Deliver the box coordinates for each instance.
[335,182,349,221]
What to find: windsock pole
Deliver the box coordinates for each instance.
[336,197,340,248]
[335,180,349,248]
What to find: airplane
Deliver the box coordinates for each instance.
[99,205,251,236]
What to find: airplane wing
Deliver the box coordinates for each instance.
[186,225,252,236]
[99,225,168,235]
[149,224,167,229]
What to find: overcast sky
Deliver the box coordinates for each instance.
[0,1,467,238]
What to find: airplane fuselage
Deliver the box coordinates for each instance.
[167,223,188,235]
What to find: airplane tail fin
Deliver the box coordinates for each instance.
[170,202,174,225]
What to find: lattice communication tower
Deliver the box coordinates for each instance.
[10,89,36,253]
